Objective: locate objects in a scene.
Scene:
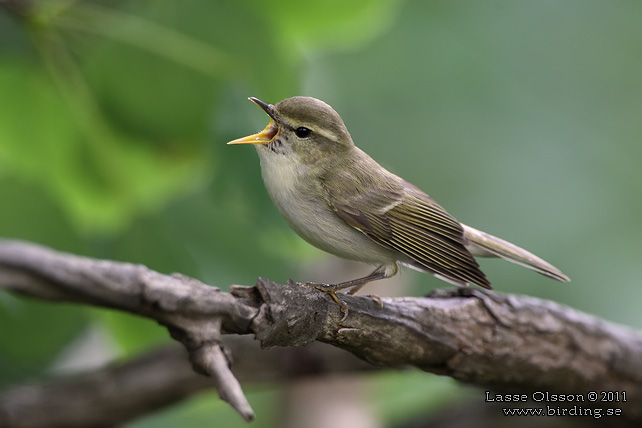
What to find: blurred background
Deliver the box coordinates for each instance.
[1,0,641,426]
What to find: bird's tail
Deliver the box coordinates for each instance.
[462,224,570,282]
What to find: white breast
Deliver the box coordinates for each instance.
[256,148,397,265]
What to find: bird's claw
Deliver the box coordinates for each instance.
[302,282,349,321]
[365,294,384,308]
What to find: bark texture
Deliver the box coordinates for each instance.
[1,239,640,426]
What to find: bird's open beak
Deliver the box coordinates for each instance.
[227,97,278,146]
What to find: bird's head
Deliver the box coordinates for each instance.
[228,96,354,165]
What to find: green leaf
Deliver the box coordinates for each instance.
[0,58,207,233]
[251,0,402,54]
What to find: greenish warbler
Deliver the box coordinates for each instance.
[228,96,569,297]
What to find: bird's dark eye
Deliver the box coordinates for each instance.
[295,127,312,138]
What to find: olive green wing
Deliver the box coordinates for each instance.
[321,174,491,289]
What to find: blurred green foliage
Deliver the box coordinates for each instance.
[1,0,642,426]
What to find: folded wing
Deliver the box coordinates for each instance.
[322,171,491,289]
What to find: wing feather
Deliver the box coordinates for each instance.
[322,171,491,289]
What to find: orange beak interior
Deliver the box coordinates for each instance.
[228,97,278,145]
[227,119,278,145]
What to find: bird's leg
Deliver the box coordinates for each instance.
[311,269,388,293]
[346,270,387,308]
[346,273,384,295]
[304,267,389,319]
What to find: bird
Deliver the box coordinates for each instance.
[228,96,569,309]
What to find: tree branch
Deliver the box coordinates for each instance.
[1,239,641,425]
[0,338,373,428]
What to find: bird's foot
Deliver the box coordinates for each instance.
[302,282,349,321]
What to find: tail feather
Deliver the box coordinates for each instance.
[462,225,570,282]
